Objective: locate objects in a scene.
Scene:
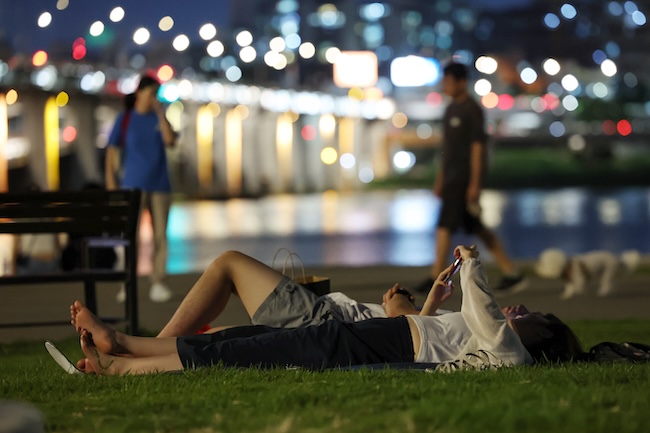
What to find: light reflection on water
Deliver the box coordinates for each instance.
[166,187,650,273]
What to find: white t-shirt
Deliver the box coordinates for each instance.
[408,258,534,366]
[321,293,454,323]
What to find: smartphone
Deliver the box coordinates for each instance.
[443,257,462,284]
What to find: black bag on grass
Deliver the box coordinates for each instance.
[582,342,650,363]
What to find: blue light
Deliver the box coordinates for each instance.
[544,13,561,29]
[560,4,577,19]
[592,49,607,64]
[608,1,624,16]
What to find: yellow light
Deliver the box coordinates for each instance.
[276,113,294,189]
[289,111,300,122]
[55,91,69,107]
[44,97,60,190]
[338,118,354,155]
[32,50,48,67]
[207,102,221,117]
[348,87,364,100]
[196,106,214,192]
[392,112,408,128]
[364,87,383,100]
[319,114,336,141]
[0,94,8,191]
[5,89,18,105]
[320,147,338,165]
[165,101,184,131]
[225,109,243,196]
[234,105,249,120]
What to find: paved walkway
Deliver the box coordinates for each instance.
[2,263,649,344]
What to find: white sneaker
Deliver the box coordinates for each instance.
[149,282,172,303]
[435,350,510,373]
[116,284,126,303]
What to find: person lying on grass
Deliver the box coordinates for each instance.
[70,245,584,375]
[75,248,456,343]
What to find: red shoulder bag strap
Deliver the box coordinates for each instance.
[118,110,132,148]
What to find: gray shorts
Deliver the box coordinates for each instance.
[251,276,344,328]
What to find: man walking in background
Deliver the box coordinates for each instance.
[414,62,526,294]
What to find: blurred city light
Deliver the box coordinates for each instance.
[390,56,440,87]
[542,58,561,75]
[333,51,378,88]
[32,50,48,67]
[86,22,103,39]
[236,30,253,47]
[133,27,150,45]
[474,78,491,96]
[207,40,225,57]
[320,147,338,165]
[601,59,618,76]
[173,34,190,51]
[199,23,217,40]
[475,56,498,74]
[38,12,53,28]
[109,7,125,23]
[159,16,174,31]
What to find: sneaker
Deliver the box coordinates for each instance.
[116,284,126,303]
[149,282,172,303]
[493,274,528,293]
[413,277,436,293]
[435,350,510,373]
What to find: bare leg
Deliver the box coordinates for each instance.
[476,227,516,275]
[157,251,284,338]
[71,300,178,357]
[81,330,182,376]
[431,227,452,278]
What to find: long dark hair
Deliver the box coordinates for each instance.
[521,314,583,363]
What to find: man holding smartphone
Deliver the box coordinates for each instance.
[414,62,526,294]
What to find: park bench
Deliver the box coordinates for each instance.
[0,189,141,333]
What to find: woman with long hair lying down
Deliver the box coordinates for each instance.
[69,245,583,375]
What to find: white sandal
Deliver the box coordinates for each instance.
[44,341,82,375]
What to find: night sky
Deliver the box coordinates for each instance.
[0,0,537,55]
[0,0,233,54]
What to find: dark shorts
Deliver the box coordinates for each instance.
[176,317,415,370]
[437,185,484,234]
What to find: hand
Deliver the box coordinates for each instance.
[429,277,455,306]
[454,245,479,262]
[419,263,457,316]
[382,284,419,317]
[382,284,415,305]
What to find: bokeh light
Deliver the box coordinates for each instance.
[55,91,69,107]
[109,7,125,23]
[301,125,317,140]
[320,147,338,164]
[173,35,190,51]
[6,89,18,105]
[133,28,150,45]
[38,12,53,28]
[617,119,632,136]
[199,23,217,40]
[391,112,408,128]
[89,21,105,37]
[32,50,48,67]
[62,125,77,142]
[542,58,561,75]
[157,65,174,82]
[159,16,174,31]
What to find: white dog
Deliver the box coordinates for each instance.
[535,249,641,299]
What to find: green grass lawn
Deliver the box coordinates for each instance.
[2,320,650,433]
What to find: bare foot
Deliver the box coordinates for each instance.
[70,300,126,355]
[76,358,96,374]
[80,329,119,375]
